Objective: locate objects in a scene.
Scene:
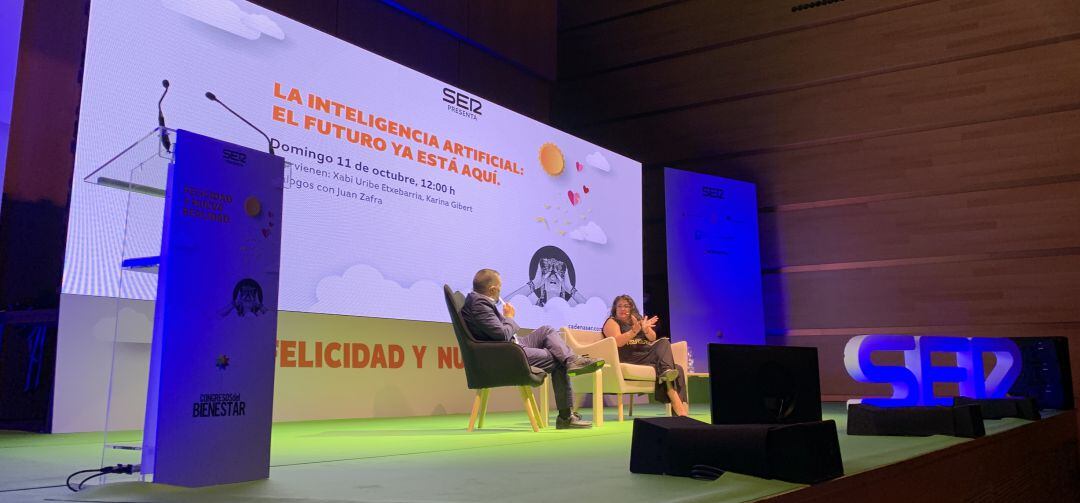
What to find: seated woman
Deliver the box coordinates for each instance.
[602,295,688,416]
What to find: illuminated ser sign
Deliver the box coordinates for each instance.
[844,335,1022,407]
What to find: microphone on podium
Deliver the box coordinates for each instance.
[204,91,275,155]
[157,79,172,151]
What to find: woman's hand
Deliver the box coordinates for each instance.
[641,315,659,341]
[630,316,643,334]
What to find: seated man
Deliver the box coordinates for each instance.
[460,268,604,429]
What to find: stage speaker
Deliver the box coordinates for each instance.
[1009,337,1073,410]
[953,396,1039,420]
[708,343,821,424]
[630,416,843,484]
[847,403,985,438]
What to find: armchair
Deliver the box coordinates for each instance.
[443,285,547,431]
[560,327,689,420]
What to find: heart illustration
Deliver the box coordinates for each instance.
[582,185,590,194]
[261,228,270,238]
[566,190,581,206]
[575,161,584,172]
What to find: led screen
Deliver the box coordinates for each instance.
[65,0,642,330]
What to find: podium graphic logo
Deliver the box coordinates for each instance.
[509,245,587,307]
[216,354,230,370]
[221,278,269,317]
[192,392,246,418]
[223,148,247,166]
[243,196,262,217]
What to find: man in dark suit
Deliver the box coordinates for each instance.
[461,268,603,429]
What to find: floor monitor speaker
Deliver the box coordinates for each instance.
[630,416,843,484]
[708,343,822,425]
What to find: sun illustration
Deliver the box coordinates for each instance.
[538,142,565,176]
[244,196,262,217]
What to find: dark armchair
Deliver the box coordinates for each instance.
[443,285,547,431]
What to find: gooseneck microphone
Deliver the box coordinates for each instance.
[204,91,274,155]
[157,79,172,151]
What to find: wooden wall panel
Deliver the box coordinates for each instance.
[557,0,674,32]
[558,0,932,78]
[760,181,1080,268]
[557,0,1080,408]
[253,0,556,121]
[763,255,1080,331]
[469,0,557,80]
[582,38,1080,163]
[548,0,1080,450]
[458,43,552,122]
[1,0,87,309]
[335,0,461,84]
[559,0,1080,125]
[397,0,468,34]
[4,1,85,205]
[672,109,1080,209]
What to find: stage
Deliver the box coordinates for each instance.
[0,402,1068,503]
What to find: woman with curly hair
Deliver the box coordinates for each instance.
[602,295,687,416]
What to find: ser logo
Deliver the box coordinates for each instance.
[223,149,247,166]
[844,335,1022,407]
[702,186,725,199]
[442,87,482,120]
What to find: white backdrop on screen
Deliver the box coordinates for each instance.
[64,0,642,330]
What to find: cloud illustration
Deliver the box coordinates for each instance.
[308,264,449,322]
[92,306,153,344]
[308,265,611,331]
[508,295,610,332]
[162,0,285,40]
[244,13,285,40]
[586,152,611,172]
[568,221,608,244]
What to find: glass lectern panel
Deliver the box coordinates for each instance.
[85,128,174,482]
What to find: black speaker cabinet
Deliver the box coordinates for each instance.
[953,396,1040,420]
[1010,337,1073,410]
[630,416,843,484]
[708,343,822,425]
[847,403,985,438]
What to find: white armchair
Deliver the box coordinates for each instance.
[559,327,689,421]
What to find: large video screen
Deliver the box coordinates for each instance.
[65,0,642,330]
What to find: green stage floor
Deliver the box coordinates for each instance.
[0,403,1039,503]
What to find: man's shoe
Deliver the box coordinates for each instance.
[659,368,679,383]
[555,413,592,429]
[566,356,604,376]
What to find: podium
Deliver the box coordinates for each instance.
[86,128,285,487]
